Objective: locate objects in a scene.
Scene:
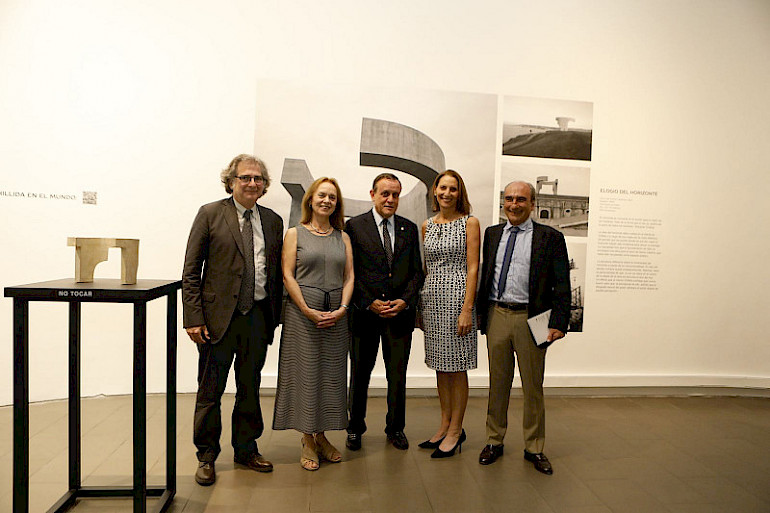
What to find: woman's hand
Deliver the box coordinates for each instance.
[315,307,346,329]
[457,309,473,337]
[303,308,326,325]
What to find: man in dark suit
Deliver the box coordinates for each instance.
[476,181,570,475]
[182,154,283,485]
[344,173,424,451]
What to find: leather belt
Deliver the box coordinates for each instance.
[493,301,528,311]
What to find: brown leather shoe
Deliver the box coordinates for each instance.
[195,461,216,486]
[234,452,274,473]
[479,444,504,465]
[524,450,553,475]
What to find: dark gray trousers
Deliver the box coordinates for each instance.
[193,300,269,462]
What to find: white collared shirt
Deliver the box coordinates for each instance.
[490,217,533,303]
[233,199,267,301]
[371,207,395,253]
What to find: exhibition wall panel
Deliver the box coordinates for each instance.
[1,0,768,404]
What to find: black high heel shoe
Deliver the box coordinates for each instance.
[418,436,445,449]
[430,430,466,459]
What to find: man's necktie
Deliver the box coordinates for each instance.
[496,226,520,300]
[237,209,255,314]
[382,219,393,268]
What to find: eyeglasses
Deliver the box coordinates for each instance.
[236,175,264,184]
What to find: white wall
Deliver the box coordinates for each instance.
[1,0,769,405]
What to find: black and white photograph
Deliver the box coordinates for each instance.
[499,161,590,237]
[501,95,593,161]
[566,241,587,332]
[254,80,499,232]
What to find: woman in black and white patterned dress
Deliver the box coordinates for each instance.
[418,170,480,458]
[273,177,354,471]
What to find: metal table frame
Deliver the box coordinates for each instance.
[5,278,181,513]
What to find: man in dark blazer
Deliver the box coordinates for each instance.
[476,181,570,475]
[182,154,283,486]
[344,173,424,451]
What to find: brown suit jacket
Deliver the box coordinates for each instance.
[182,197,283,344]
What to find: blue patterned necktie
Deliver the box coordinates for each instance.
[496,226,520,300]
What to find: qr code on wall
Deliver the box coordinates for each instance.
[82,191,97,205]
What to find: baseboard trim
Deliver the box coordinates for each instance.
[255,386,770,399]
[333,386,770,399]
[5,385,768,408]
[96,386,770,399]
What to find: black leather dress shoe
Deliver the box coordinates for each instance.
[346,432,362,451]
[524,450,553,475]
[479,444,504,465]
[195,461,216,486]
[234,452,273,473]
[387,431,409,450]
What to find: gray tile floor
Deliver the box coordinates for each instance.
[2,393,769,512]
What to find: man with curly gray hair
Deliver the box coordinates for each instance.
[182,153,284,485]
[219,154,272,194]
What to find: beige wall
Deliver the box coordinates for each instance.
[1,0,769,404]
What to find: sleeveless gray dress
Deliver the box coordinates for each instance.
[421,216,478,372]
[273,227,349,433]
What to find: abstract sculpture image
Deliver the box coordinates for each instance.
[67,237,139,284]
[280,118,445,229]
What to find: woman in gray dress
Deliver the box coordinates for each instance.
[273,177,354,470]
[419,170,480,458]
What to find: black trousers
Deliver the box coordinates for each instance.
[348,316,412,436]
[193,300,270,463]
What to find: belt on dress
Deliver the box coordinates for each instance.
[299,285,343,311]
[492,301,528,311]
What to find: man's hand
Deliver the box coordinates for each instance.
[368,299,389,316]
[547,328,565,343]
[378,299,407,319]
[186,325,210,344]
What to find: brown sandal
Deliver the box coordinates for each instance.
[301,436,320,471]
[314,433,342,463]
